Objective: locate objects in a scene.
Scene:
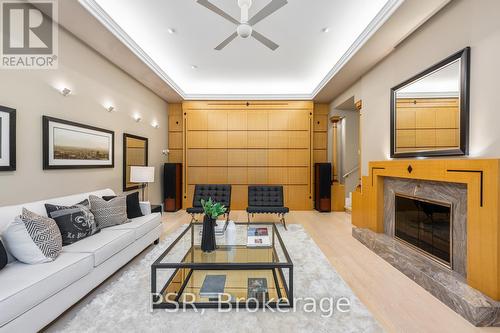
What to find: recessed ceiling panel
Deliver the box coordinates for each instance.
[83,0,401,99]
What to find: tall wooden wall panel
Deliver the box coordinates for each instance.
[183,101,314,210]
[168,104,183,163]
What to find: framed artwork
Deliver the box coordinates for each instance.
[123,133,148,191]
[0,105,16,171]
[43,116,114,169]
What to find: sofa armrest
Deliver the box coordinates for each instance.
[139,201,152,215]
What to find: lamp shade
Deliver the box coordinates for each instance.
[130,166,155,183]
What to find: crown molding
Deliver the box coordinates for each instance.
[78,0,186,97]
[311,0,404,99]
[79,0,402,101]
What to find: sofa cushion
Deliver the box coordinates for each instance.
[3,209,63,264]
[62,229,135,266]
[106,213,161,240]
[45,199,99,246]
[103,192,143,219]
[0,252,93,327]
[89,195,130,229]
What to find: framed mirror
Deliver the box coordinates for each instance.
[390,47,470,158]
[123,133,148,191]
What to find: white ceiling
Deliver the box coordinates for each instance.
[80,0,403,100]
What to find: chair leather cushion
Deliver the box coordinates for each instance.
[247,206,289,214]
[248,186,284,207]
[191,184,231,208]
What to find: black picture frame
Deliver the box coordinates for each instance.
[390,47,470,158]
[0,105,16,171]
[123,133,149,191]
[43,116,115,170]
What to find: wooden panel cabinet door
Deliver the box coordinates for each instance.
[231,185,248,210]
[187,149,208,166]
[187,131,207,148]
[228,131,247,148]
[187,167,207,184]
[168,149,183,163]
[187,110,207,130]
[415,108,436,128]
[247,131,268,148]
[313,114,328,131]
[289,131,309,148]
[288,110,310,130]
[268,131,288,148]
[228,167,248,184]
[248,167,268,184]
[313,149,327,163]
[228,110,247,130]
[207,167,228,183]
[228,149,248,166]
[268,167,288,184]
[268,110,288,130]
[208,110,228,130]
[247,149,267,166]
[268,149,288,167]
[248,110,268,130]
[313,132,327,149]
[207,149,227,166]
[287,185,310,210]
[207,131,228,148]
[169,132,183,149]
[288,167,309,185]
[415,129,436,146]
[288,149,309,166]
[169,115,183,132]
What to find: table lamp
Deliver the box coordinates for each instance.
[130,166,155,201]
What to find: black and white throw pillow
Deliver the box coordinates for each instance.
[0,240,7,270]
[103,192,144,219]
[3,208,62,264]
[89,195,130,229]
[45,199,99,246]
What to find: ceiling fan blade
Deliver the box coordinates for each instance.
[251,30,279,50]
[197,0,240,25]
[248,0,288,26]
[215,32,238,50]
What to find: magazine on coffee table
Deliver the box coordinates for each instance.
[200,275,226,299]
[247,278,269,302]
[247,227,271,247]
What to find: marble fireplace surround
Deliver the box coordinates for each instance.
[383,177,467,277]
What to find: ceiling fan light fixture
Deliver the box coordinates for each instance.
[237,24,252,38]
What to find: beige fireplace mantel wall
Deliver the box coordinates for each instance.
[352,159,500,301]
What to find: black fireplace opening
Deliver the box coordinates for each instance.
[395,194,452,267]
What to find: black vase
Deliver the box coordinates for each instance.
[201,215,216,252]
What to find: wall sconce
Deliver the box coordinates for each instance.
[60,88,71,96]
[106,106,115,113]
[151,121,160,129]
[133,114,142,122]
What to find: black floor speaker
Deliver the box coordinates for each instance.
[163,163,182,212]
[315,163,332,212]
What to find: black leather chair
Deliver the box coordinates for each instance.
[246,185,289,229]
[186,184,231,223]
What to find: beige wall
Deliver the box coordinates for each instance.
[331,0,500,176]
[0,28,168,206]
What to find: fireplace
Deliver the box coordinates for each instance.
[394,193,452,268]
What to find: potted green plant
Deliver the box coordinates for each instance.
[200,198,227,252]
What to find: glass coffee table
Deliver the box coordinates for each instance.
[151,222,293,309]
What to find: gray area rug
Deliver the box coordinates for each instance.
[57,224,382,333]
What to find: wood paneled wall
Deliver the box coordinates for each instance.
[168,103,183,163]
[313,104,329,164]
[182,101,314,210]
[395,98,459,152]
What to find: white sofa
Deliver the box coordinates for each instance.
[0,189,162,332]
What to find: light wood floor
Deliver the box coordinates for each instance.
[162,210,498,333]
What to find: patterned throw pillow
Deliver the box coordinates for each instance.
[3,208,62,264]
[102,192,144,219]
[45,199,99,245]
[89,195,130,229]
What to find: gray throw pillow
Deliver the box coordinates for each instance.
[45,199,99,245]
[3,208,63,264]
[89,195,130,229]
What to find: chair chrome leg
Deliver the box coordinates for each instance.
[190,214,196,224]
[281,214,287,230]
[247,212,251,223]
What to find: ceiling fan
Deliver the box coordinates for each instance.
[197,0,288,51]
